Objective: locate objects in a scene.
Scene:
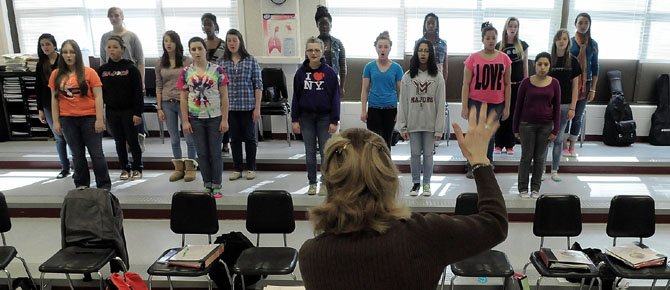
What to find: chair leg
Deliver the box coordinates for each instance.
[65,273,74,290]
[167,276,174,290]
[651,279,658,290]
[148,275,153,290]
[440,268,447,290]
[241,275,246,290]
[502,276,507,290]
[2,269,11,290]
[40,272,45,290]
[664,278,669,290]
[522,262,531,275]
[205,275,213,290]
[231,274,237,290]
[578,277,585,290]
[16,256,35,288]
[95,271,104,290]
[449,275,457,290]
[535,276,543,290]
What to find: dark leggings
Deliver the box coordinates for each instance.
[367,107,397,150]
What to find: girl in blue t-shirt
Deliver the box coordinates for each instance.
[360,31,404,149]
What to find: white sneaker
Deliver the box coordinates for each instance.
[307,184,317,195]
[519,191,530,199]
[409,183,420,196]
[531,191,540,199]
[229,171,242,181]
[245,170,256,180]
[422,184,431,197]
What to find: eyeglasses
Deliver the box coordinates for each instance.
[306,49,322,53]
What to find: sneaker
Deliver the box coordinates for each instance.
[138,133,146,153]
[245,170,256,180]
[519,191,530,199]
[56,169,70,179]
[422,184,431,197]
[229,171,242,181]
[307,184,317,195]
[130,170,142,180]
[562,149,571,157]
[211,188,222,198]
[318,183,327,196]
[506,147,514,155]
[540,174,546,181]
[494,147,503,154]
[531,190,540,199]
[409,183,421,196]
[465,168,474,179]
[221,144,230,156]
[568,150,578,157]
[120,170,130,180]
[551,173,562,182]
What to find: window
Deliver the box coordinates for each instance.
[569,0,670,62]
[12,0,238,59]
[328,0,562,58]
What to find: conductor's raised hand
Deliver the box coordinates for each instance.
[452,103,499,166]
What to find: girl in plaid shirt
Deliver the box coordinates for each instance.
[218,29,263,181]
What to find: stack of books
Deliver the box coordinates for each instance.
[606,242,667,269]
[160,244,224,269]
[538,248,595,270]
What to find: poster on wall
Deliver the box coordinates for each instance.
[262,14,297,57]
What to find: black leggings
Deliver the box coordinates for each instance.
[367,107,397,150]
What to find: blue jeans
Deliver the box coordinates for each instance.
[551,104,571,171]
[300,113,331,184]
[43,107,70,170]
[162,101,196,159]
[466,99,504,166]
[567,81,591,142]
[60,116,111,189]
[106,109,143,171]
[409,131,434,184]
[190,117,223,189]
[518,122,552,192]
[229,110,257,172]
[568,98,587,142]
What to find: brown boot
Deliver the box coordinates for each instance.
[169,159,185,182]
[184,159,197,182]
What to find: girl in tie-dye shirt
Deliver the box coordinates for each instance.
[179,37,229,198]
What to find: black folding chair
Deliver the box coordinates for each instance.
[232,190,297,290]
[0,192,35,290]
[146,191,221,290]
[443,193,514,290]
[603,195,670,290]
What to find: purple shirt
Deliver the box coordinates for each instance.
[513,77,561,135]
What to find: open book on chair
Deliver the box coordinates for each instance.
[606,242,667,269]
[167,244,224,269]
[539,248,595,270]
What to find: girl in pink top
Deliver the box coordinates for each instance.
[461,22,512,178]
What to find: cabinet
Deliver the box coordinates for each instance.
[0,71,51,141]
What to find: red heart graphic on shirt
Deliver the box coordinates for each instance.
[313,72,325,81]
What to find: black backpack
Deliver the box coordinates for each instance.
[208,231,261,290]
[649,74,670,145]
[602,71,636,146]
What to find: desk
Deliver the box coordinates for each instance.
[143,96,164,144]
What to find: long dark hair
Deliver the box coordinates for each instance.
[54,39,88,97]
[37,33,58,81]
[550,29,572,69]
[422,13,440,38]
[409,39,438,78]
[161,31,184,68]
[223,29,250,61]
[574,12,592,40]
